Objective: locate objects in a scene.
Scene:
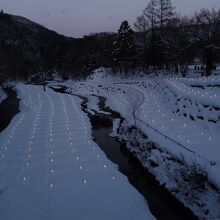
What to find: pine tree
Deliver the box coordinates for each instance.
[112,20,136,75]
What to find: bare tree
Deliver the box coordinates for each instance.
[192,8,220,75]
[143,0,157,37]
[134,15,149,38]
[159,16,195,74]
[155,0,175,29]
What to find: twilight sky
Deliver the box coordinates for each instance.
[1,0,220,37]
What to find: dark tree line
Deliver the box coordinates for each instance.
[1,3,220,81]
[0,12,118,80]
[114,0,220,76]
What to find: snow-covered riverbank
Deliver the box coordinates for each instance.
[1,67,220,219]
[47,68,220,219]
[0,83,154,220]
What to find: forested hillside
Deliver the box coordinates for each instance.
[1,4,220,81]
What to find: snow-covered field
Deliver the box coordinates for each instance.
[1,68,220,219]
[0,83,154,220]
[48,68,220,219]
[62,70,220,185]
[0,87,7,103]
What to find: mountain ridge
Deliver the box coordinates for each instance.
[0,12,80,79]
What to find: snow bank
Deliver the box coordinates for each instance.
[0,83,155,220]
[0,87,7,103]
[53,68,220,219]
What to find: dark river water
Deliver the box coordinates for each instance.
[0,87,20,132]
[47,86,198,220]
[0,85,199,219]
[91,115,197,220]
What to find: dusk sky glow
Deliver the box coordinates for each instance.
[1,0,220,37]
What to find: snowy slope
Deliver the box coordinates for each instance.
[0,84,154,220]
[49,69,220,219]
[60,74,220,187]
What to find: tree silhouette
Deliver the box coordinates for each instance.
[112,20,136,76]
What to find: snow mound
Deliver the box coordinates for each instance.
[0,87,7,103]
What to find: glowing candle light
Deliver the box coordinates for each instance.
[50,168,54,173]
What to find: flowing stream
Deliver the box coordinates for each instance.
[50,85,198,220]
[0,87,20,132]
[90,114,197,220]
[0,84,199,219]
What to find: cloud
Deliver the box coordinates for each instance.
[43,12,52,17]
[107,16,114,20]
[60,9,70,14]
